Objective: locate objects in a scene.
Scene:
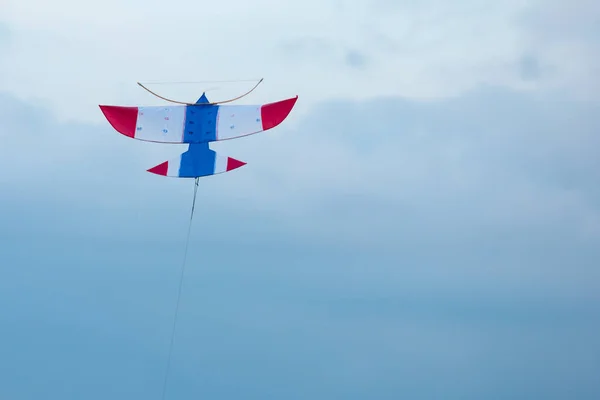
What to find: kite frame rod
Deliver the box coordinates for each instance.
[136,78,264,106]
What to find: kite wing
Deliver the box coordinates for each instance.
[99,96,298,144]
[147,142,246,178]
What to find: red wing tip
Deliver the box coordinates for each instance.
[99,105,138,138]
[147,161,169,176]
[226,157,246,171]
[260,96,298,131]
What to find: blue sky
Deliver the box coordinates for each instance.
[1,1,600,399]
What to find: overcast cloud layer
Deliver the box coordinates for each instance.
[1,0,599,121]
[1,1,599,399]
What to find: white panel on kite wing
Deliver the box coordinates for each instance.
[135,106,186,143]
[215,105,263,140]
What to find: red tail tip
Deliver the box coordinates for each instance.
[226,157,246,171]
[147,161,169,176]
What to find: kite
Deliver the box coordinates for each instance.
[98,79,298,400]
[98,79,298,178]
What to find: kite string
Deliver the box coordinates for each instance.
[160,177,200,400]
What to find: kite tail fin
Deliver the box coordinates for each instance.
[147,142,246,178]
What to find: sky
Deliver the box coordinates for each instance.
[1,0,599,399]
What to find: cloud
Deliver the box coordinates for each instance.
[278,37,369,70]
[344,50,368,69]
[518,53,541,80]
[516,0,600,97]
[1,0,598,124]
[0,22,9,48]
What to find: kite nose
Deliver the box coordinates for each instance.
[99,105,138,138]
[260,96,298,131]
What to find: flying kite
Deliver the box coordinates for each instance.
[97,79,298,400]
[98,79,298,178]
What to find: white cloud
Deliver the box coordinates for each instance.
[514,0,600,98]
[1,0,596,124]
